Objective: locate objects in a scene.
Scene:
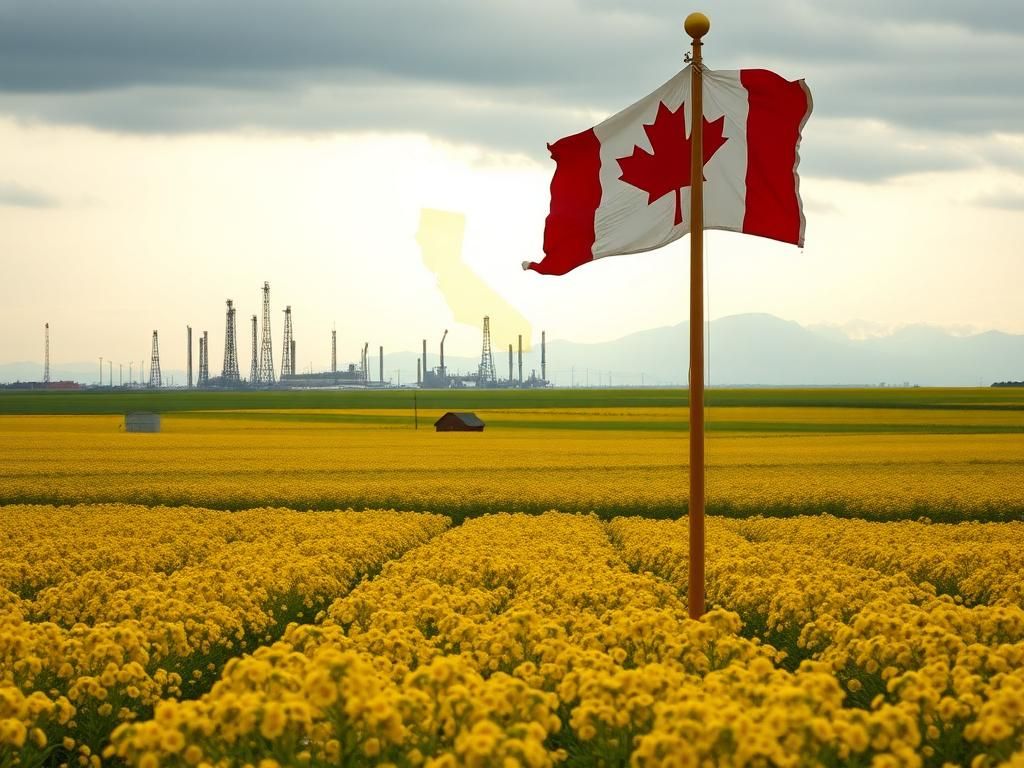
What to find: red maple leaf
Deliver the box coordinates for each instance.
[616,101,728,226]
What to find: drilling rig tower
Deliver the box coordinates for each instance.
[197,331,210,386]
[280,306,294,379]
[478,316,496,385]
[149,331,162,388]
[222,300,240,383]
[257,282,275,383]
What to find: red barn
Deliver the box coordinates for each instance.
[434,412,485,432]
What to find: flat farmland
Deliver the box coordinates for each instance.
[0,388,1021,521]
[2,388,1023,767]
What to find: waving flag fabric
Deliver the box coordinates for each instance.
[524,67,812,276]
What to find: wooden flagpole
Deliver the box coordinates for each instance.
[685,12,709,620]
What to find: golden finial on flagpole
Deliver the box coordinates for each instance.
[684,12,710,40]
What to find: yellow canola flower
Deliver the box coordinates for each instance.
[2,411,1022,519]
[611,515,1024,766]
[5,501,1024,766]
[111,511,1024,767]
[0,505,448,765]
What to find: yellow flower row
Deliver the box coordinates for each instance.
[610,516,1024,766]
[0,505,449,766]
[110,512,959,767]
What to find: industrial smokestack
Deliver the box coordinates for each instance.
[422,339,427,379]
[541,330,546,381]
[291,339,296,376]
[508,343,513,384]
[198,330,208,386]
[518,334,523,385]
[417,358,421,385]
[379,346,384,383]
[44,323,50,384]
[363,342,369,383]
[331,328,337,374]
[440,329,448,383]
[250,315,258,383]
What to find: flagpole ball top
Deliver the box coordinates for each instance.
[684,12,710,40]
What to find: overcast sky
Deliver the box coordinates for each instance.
[1,0,1022,375]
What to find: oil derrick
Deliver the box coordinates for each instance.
[478,315,496,384]
[187,326,193,388]
[280,305,293,379]
[249,315,258,383]
[197,331,210,386]
[222,300,240,383]
[257,281,275,384]
[44,323,50,383]
[149,331,162,388]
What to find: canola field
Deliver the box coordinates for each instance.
[3,507,1024,767]
[0,388,1022,521]
[1,388,1022,766]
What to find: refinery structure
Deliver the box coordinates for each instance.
[30,281,549,391]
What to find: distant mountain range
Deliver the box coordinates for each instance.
[3,313,1022,387]
[537,314,1024,387]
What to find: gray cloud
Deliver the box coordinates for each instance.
[0,181,59,208]
[0,0,1021,180]
[971,190,1024,211]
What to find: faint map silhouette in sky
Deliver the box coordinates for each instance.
[416,208,531,349]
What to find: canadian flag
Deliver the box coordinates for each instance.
[524,67,812,276]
